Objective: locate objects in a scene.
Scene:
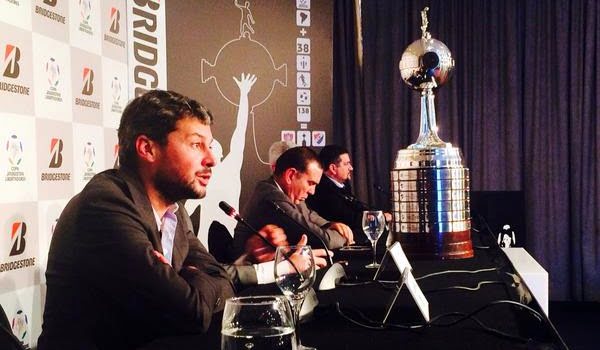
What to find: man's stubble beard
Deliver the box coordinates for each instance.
[154,169,206,203]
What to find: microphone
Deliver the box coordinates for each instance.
[270,200,333,266]
[219,201,304,277]
[218,201,276,250]
[334,191,370,211]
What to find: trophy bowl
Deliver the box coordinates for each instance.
[399,37,455,91]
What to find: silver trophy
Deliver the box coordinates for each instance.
[390,8,473,259]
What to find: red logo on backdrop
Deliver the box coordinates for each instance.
[9,221,27,256]
[113,144,119,168]
[81,67,94,95]
[110,7,120,34]
[49,138,64,168]
[3,45,21,79]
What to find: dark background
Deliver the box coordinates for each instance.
[333,0,599,302]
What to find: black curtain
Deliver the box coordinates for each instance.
[333,0,599,301]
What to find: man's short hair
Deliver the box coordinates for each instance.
[273,146,321,177]
[268,140,297,166]
[118,90,213,170]
[319,145,349,168]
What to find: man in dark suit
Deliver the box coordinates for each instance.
[38,90,290,349]
[305,145,370,243]
[232,147,354,260]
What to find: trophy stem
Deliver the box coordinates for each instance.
[409,88,446,149]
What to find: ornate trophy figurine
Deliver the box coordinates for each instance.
[390,7,473,259]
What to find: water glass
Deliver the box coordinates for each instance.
[221,295,296,350]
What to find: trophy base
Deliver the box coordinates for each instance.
[390,230,474,260]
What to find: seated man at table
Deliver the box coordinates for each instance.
[38,90,321,350]
[232,146,354,259]
[306,145,391,244]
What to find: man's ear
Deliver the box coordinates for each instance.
[282,168,298,185]
[328,163,337,175]
[135,135,159,163]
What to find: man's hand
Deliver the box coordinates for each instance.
[293,234,332,269]
[384,212,392,223]
[245,224,288,263]
[329,222,354,245]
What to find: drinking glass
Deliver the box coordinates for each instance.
[274,245,316,350]
[221,295,296,350]
[362,210,386,268]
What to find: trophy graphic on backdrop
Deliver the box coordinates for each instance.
[389,8,473,259]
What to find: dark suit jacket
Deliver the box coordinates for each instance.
[306,176,369,244]
[232,177,346,257]
[38,169,236,350]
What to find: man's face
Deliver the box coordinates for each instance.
[329,153,353,182]
[284,161,323,204]
[153,117,216,203]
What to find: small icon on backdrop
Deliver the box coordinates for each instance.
[312,131,326,147]
[297,89,310,105]
[281,130,296,144]
[296,38,311,54]
[297,106,311,122]
[296,10,311,27]
[297,131,311,146]
[297,72,310,88]
[497,224,516,248]
[297,55,310,71]
[300,123,308,129]
[297,0,310,10]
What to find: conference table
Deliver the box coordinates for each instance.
[298,230,566,350]
[142,229,567,349]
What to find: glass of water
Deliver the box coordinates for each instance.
[362,210,386,268]
[274,245,316,350]
[221,295,296,350]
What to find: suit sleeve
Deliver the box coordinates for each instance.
[75,187,234,334]
[179,203,258,287]
[274,200,347,249]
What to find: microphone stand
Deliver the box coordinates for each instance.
[218,201,304,279]
[334,191,370,211]
[270,200,334,266]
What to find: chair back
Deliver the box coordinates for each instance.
[208,220,235,263]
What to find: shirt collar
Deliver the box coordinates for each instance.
[326,174,345,188]
[152,202,180,230]
[273,177,284,193]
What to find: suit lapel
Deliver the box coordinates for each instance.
[171,212,188,271]
[119,169,162,250]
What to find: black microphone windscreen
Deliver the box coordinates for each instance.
[218,201,235,217]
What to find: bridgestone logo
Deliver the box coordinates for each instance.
[132,0,161,96]
[75,97,100,109]
[0,257,35,272]
[104,34,125,48]
[41,173,70,181]
[0,81,30,95]
[35,5,66,24]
